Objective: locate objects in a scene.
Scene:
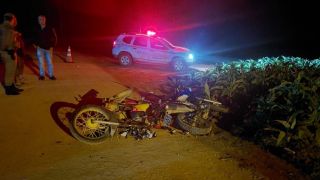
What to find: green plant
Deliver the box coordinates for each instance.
[181,56,320,178]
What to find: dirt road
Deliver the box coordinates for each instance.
[0,52,306,179]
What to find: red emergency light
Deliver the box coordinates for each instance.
[147,30,156,36]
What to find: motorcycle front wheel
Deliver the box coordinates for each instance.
[176,113,213,135]
[70,105,117,144]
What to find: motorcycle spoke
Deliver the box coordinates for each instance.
[84,111,92,118]
[78,113,86,121]
[86,129,96,138]
[87,131,96,138]
[98,113,108,120]
[75,120,86,127]
[96,129,106,136]
[91,112,99,118]
[82,127,89,136]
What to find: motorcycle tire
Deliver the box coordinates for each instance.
[70,105,117,144]
[176,113,213,135]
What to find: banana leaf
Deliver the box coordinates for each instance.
[275,120,291,129]
[276,131,286,146]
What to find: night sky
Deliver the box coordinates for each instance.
[1,0,319,60]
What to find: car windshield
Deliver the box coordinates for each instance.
[158,37,175,49]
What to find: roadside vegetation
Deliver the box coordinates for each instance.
[182,56,320,178]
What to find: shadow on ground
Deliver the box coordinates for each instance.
[50,89,105,136]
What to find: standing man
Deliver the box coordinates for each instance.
[0,13,23,95]
[34,15,57,80]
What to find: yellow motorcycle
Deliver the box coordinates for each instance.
[70,89,152,144]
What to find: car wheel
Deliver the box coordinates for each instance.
[171,58,186,71]
[118,52,133,66]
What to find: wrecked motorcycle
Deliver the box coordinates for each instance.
[147,75,227,135]
[145,91,224,135]
[70,89,155,144]
[70,75,227,144]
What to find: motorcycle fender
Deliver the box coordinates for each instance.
[166,104,194,114]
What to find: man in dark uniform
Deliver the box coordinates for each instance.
[0,13,23,95]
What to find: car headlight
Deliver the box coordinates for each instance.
[187,53,194,62]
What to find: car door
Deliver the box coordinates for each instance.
[149,38,170,63]
[131,36,150,61]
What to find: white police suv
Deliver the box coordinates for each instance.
[112,31,194,71]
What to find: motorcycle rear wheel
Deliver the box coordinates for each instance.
[176,113,213,135]
[70,105,117,144]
